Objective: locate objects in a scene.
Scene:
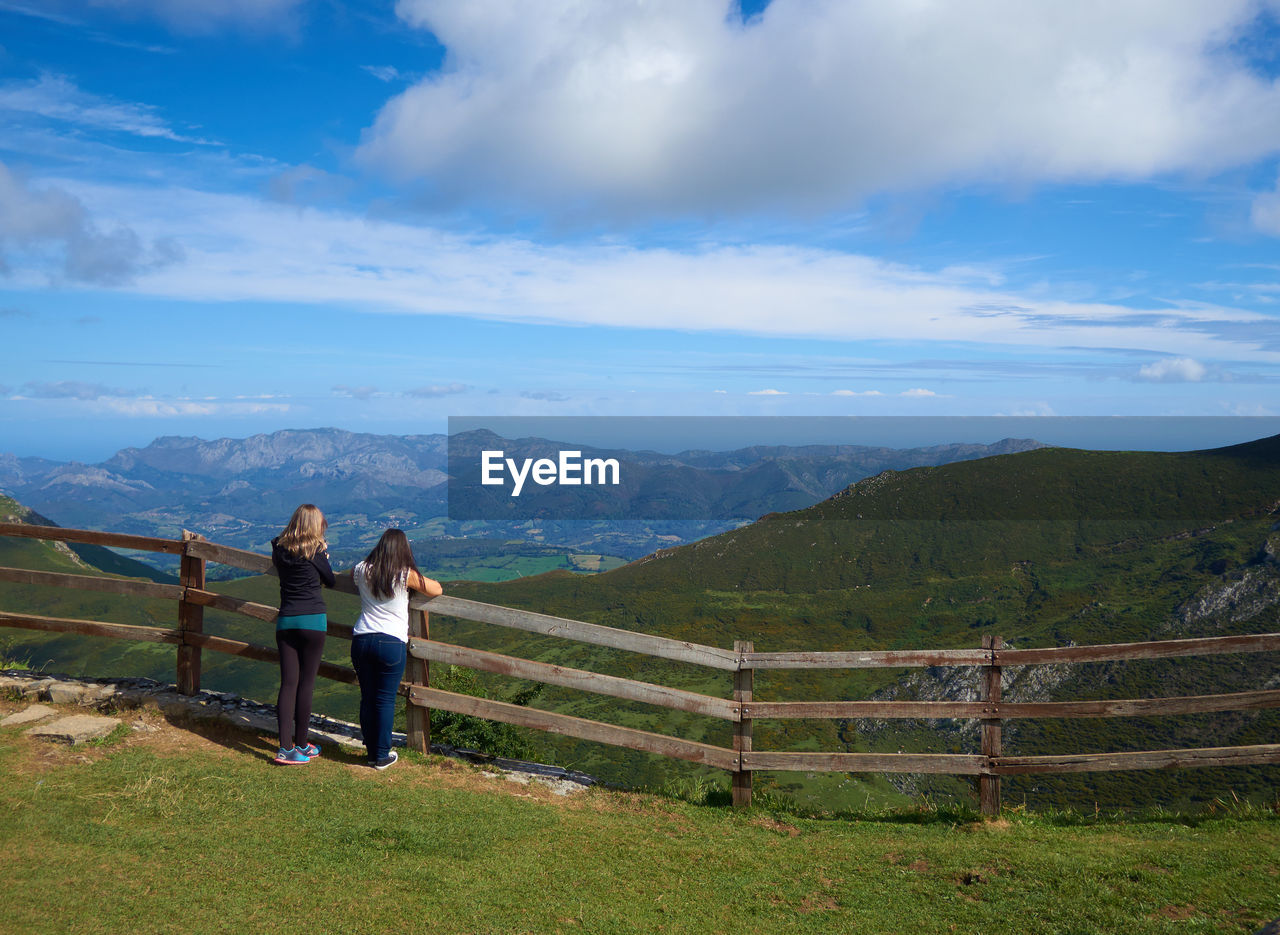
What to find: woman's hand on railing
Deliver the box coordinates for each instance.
[408,569,443,598]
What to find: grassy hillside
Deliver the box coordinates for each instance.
[431,437,1280,809]
[1,703,1277,935]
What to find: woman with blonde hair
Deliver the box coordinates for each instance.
[271,503,335,765]
[351,528,442,769]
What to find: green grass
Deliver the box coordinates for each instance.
[0,636,33,670]
[0,715,1277,935]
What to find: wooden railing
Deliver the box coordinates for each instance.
[1,521,1278,815]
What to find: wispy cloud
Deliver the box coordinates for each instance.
[361,65,403,83]
[15,0,304,35]
[520,391,571,402]
[0,1,174,51]
[12,179,1280,368]
[748,388,787,395]
[91,397,291,417]
[0,73,218,144]
[0,1,80,25]
[1252,174,1280,237]
[6,383,292,416]
[18,380,133,399]
[405,383,467,397]
[332,384,379,399]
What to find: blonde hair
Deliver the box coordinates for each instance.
[277,504,327,559]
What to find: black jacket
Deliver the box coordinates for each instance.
[272,537,336,617]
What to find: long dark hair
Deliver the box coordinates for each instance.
[361,529,418,600]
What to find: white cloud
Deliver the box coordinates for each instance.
[1252,175,1280,236]
[5,385,292,416]
[520,390,571,401]
[362,0,1280,219]
[362,65,404,83]
[0,162,181,284]
[18,380,127,400]
[332,384,380,399]
[1136,357,1208,381]
[405,383,468,397]
[0,73,218,144]
[748,388,787,395]
[900,388,939,397]
[24,178,1280,366]
[831,389,883,397]
[90,397,291,417]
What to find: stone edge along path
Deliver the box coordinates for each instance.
[0,669,595,796]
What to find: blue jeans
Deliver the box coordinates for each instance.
[350,633,406,761]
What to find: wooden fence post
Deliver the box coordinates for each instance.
[176,530,205,696]
[979,634,1003,817]
[732,639,754,807]
[406,608,430,754]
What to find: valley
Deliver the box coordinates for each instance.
[1,434,1277,813]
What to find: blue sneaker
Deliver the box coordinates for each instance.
[298,742,320,758]
[370,750,398,771]
[274,746,310,765]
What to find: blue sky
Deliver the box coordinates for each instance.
[2,0,1280,460]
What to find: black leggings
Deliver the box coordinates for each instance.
[276,628,326,748]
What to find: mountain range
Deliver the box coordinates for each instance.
[0,427,1042,572]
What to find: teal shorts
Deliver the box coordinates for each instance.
[276,613,327,632]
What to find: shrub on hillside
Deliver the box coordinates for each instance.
[430,665,542,760]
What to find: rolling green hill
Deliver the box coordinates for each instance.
[431,437,1280,809]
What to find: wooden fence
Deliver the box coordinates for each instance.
[1,521,1278,815]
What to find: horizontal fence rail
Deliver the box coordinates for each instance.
[994,633,1280,665]
[408,685,739,770]
[743,689,1280,720]
[0,566,185,601]
[991,744,1280,775]
[423,595,741,671]
[1,521,1278,815]
[0,522,184,554]
[409,638,741,721]
[741,751,988,775]
[0,610,182,644]
[742,649,991,669]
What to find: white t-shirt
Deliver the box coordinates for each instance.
[352,561,410,642]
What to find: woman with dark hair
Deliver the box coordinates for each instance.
[271,503,336,765]
[351,528,442,769]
